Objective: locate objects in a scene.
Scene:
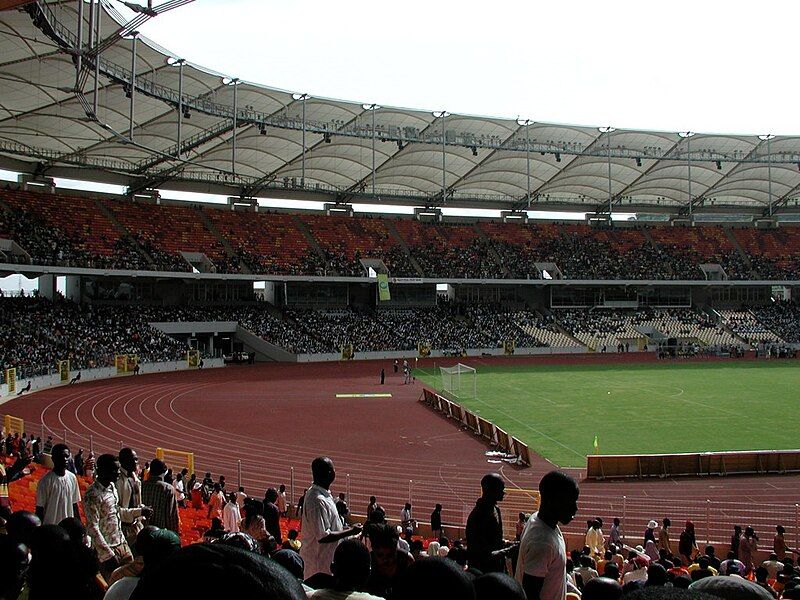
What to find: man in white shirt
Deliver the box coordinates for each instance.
[516,471,579,600]
[235,486,248,511]
[223,492,241,533]
[300,457,362,579]
[35,443,81,525]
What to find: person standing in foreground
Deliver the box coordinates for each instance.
[300,456,362,579]
[516,470,580,600]
[35,443,81,525]
[466,473,514,573]
[84,454,153,581]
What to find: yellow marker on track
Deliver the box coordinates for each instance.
[336,393,393,398]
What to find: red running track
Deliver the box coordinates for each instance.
[3,356,799,542]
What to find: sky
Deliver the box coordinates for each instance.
[134,0,800,136]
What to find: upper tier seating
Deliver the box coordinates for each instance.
[4,185,800,281]
[207,210,325,275]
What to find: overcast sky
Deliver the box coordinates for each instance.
[135,0,800,136]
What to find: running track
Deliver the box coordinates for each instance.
[3,356,799,541]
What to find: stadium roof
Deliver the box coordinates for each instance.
[3,1,800,216]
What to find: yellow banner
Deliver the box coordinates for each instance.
[115,355,128,375]
[187,349,200,368]
[5,367,16,394]
[59,360,70,383]
[417,342,431,358]
[377,273,391,301]
[341,344,354,360]
[503,340,516,355]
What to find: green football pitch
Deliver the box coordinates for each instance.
[415,361,800,468]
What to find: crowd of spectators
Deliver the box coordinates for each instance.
[751,302,800,343]
[409,239,502,279]
[3,441,800,600]
[462,304,545,348]
[285,304,501,353]
[0,296,188,378]
[5,184,800,281]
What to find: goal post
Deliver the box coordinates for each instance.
[439,363,477,399]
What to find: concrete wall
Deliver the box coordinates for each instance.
[0,358,225,404]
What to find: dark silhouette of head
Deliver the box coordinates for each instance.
[149,459,168,479]
[394,556,475,600]
[538,471,579,525]
[583,576,623,600]
[119,447,138,474]
[473,572,526,600]
[130,543,306,600]
[480,473,506,504]
[331,538,371,591]
[311,457,335,489]
[6,510,41,547]
[95,454,121,486]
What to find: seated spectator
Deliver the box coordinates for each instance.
[365,523,414,598]
[307,538,383,599]
[473,572,527,600]
[393,556,475,600]
[203,517,226,542]
[719,551,746,575]
[577,554,600,585]
[129,543,306,600]
[761,553,784,580]
[623,557,649,585]
[105,526,181,600]
[690,557,717,581]
[753,566,779,599]
[582,577,623,600]
[690,572,777,600]
[28,523,103,600]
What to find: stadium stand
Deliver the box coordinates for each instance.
[5,186,800,281]
[751,302,800,343]
[0,297,188,378]
[719,310,786,344]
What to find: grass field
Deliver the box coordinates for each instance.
[416,361,800,468]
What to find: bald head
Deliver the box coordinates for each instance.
[480,473,506,504]
[311,457,335,488]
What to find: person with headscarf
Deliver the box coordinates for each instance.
[644,539,659,562]
[679,520,699,564]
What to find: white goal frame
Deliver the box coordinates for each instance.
[440,363,477,399]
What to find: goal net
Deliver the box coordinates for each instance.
[440,363,477,399]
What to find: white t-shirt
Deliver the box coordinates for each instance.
[515,512,566,600]
[223,501,241,533]
[300,484,344,578]
[36,470,81,525]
